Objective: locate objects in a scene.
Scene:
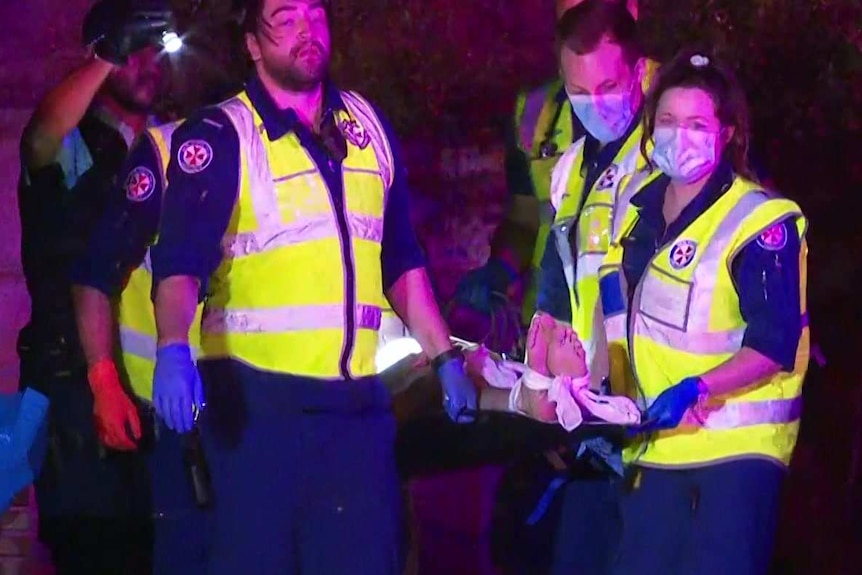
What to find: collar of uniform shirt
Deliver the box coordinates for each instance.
[244,73,348,141]
[631,158,735,237]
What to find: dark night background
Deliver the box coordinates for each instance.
[0,0,860,572]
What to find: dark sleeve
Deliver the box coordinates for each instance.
[535,231,572,323]
[150,108,240,300]
[731,217,802,372]
[374,106,427,291]
[70,135,163,296]
[504,116,535,197]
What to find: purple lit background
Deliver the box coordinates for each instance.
[1,0,861,573]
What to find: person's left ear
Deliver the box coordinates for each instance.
[721,126,735,146]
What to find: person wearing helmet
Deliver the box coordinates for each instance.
[17,1,171,572]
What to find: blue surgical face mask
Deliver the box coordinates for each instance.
[651,126,718,183]
[567,81,638,144]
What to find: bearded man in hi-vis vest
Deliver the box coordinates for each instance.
[146,1,478,573]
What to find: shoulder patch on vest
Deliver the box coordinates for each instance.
[669,239,697,269]
[756,223,787,251]
[337,117,370,149]
[177,139,213,174]
[595,164,619,190]
[125,166,156,202]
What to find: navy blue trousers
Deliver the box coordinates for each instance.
[611,460,785,575]
[198,360,404,575]
[548,472,621,575]
[145,421,211,575]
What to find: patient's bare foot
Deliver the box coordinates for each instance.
[520,314,558,422]
[525,313,556,376]
[547,324,588,379]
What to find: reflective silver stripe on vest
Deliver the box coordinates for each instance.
[636,320,745,355]
[219,92,391,259]
[604,312,626,342]
[202,303,382,334]
[519,87,549,153]
[119,326,157,362]
[119,326,201,361]
[646,396,803,430]
[553,218,576,294]
[685,190,768,331]
[342,91,394,191]
[223,213,384,258]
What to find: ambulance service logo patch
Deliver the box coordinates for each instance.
[669,239,697,269]
[125,166,155,202]
[756,223,787,251]
[177,139,213,174]
[595,164,619,190]
[337,118,370,149]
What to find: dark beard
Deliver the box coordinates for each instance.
[104,81,155,115]
[264,40,329,93]
[267,64,324,93]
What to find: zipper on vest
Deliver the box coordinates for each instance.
[338,211,357,380]
[329,171,356,380]
[304,148,356,380]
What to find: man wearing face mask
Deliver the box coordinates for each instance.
[17,1,170,572]
[529,2,657,573]
[455,0,640,337]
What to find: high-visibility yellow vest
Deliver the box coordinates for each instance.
[115,122,203,401]
[514,79,575,325]
[546,123,650,389]
[599,176,809,468]
[202,90,394,379]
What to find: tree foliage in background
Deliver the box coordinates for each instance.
[172,0,861,208]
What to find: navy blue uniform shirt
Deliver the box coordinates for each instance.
[19,109,133,339]
[506,86,584,197]
[621,162,802,371]
[150,75,425,299]
[535,110,642,323]
[71,134,165,296]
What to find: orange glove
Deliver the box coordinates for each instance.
[88,359,141,451]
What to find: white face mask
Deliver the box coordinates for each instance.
[568,89,637,145]
[651,126,718,183]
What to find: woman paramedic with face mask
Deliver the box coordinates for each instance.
[598,50,810,575]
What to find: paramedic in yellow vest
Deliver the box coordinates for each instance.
[146,1,477,573]
[599,51,807,575]
[70,121,210,575]
[519,4,651,574]
[454,0,638,330]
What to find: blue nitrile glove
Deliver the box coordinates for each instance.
[153,343,205,433]
[0,389,49,514]
[635,377,703,434]
[436,356,478,423]
[454,259,519,314]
